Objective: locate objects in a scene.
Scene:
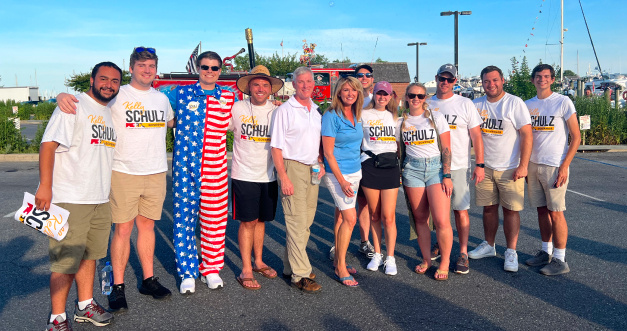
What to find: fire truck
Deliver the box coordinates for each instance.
[284,67,354,102]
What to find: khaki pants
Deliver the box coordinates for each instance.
[279,159,319,282]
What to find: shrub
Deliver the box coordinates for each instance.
[574,96,626,145]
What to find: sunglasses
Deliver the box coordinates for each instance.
[356,73,373,78]
[200,65,221,72]
[376,91,389,96]
[407,93,427,100]
[437,76,456,84]
[134,47,156,54]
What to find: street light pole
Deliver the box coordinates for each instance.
[441,10,472,74]
[407,42,427,83]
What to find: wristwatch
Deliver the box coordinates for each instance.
[475,163,485,168]
[443,173,452,178]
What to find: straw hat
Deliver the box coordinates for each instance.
[236,65,284,95]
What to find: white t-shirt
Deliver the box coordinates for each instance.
[228,99,277,182]
[41,93,117,204]
[429,94,483,170]
[110,85,174,175]
[363,93,373,108]
[525,93,576,167]
[398,111,450,159]
[360,108,400,162]
[270,96,321,165]
[473,93,532,171]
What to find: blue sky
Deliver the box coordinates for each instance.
[1,0,624,97]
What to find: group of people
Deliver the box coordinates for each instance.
[34,46,580,330]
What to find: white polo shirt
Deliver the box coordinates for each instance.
[270,96,321,165]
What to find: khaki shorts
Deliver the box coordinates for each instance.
[475,167,525,211]
[49,203,112,274]
[110,171,167,223]
[527,162,568,212]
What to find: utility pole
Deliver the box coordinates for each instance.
[407,42,427,83]
[441,10,472,74]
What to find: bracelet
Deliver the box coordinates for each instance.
[443,173,451,178]
[475,163,485,168]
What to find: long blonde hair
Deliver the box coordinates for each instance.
[329,77,363,120]
[402,82,432,128]
[365,90,398,120]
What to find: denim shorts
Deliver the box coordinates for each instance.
[402,155,443,188]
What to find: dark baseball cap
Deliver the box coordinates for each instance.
[354,64,373,74]
[437,63,457,77]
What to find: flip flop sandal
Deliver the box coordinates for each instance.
[237,277,261,290]
[253,266,278,279]
[435,269,449,281]
[415,262,430,274]
[334,273,359,288]
[347,265,358,275]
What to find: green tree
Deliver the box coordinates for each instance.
[233,52,300,77]
[310,54,330,66]
[505,56,536,100]
[332,57,351,64]
[375,57,387,63]
[65,70,131,92]
[563,69,576,77]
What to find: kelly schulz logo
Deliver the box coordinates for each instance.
[89,115,116,147]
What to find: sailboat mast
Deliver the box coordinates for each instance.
[560,0,564,87]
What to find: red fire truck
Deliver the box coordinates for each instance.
[285,67,354,102]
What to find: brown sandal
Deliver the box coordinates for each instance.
[237,277,261,290]
[435,269,449,281]
[415,262,430,274]
[253,266,278,279]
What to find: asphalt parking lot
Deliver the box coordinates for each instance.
[0,152,625,330]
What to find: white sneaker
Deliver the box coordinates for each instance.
[384,256,397,276]
[367,253,383,271]
[329,246,336,261]
[468,241,496,259]
[504,249,519,272]
[179,278,195,294]
[201,273,224,289]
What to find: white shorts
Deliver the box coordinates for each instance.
[322,170,362,211]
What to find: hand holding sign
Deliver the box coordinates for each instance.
[15,192,70,241]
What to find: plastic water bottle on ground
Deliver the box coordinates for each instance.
[100,261,113,295]
[311,164,321,185]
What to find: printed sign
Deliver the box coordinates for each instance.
[579,115,591,130]
[14,192,70,241]
[12,106,18,114]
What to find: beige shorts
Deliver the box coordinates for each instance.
[110,171,167,223]
[49,203,112,274]
[527,162,568,212]
[475,167,525,211]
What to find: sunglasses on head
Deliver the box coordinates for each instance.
[407,93,427,100]
[376,91,389,96]
[200,65,221,72]
[437,76,456,84]
[134,47,156,54]
[356,73,373,78]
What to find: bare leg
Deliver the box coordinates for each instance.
[75,259,96,302]
[238,220,260,288]
[380,188,399,256]
[357,195,370,243]
[427,184,453,272]
[335,207,358,285]
[405,186,431,266]
[110,219,134,285]
[482,205,500,246]
[362,187,382,254]
[135,215,156,279]
[50,272,75,315]
[536,206,553,243]
[549,211,568,249]
[454,210,470,254]
[502,207,520,250]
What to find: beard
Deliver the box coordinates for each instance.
[91,85,119,104]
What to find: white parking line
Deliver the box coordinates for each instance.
[567,189,605,202]
[4,210,17,218]
[318,198,335,208]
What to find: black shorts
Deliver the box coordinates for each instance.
[360,157,401,190]
[231,179,278,222]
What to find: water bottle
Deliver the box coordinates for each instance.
[311,164,321,185]
[343,186,357,205]
[100,261,113,295]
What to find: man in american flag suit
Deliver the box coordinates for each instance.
[164,51,237,294]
